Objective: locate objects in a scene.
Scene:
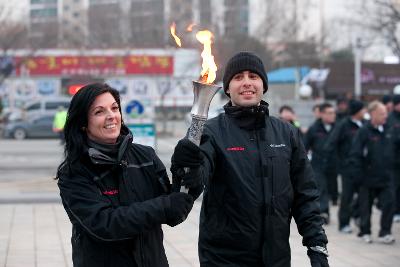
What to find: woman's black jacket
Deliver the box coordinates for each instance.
[58,130,171,267]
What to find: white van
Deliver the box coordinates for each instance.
[10,96,71,121]
[22,97,71,120]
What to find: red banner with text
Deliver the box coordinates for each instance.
[14,55,173,76]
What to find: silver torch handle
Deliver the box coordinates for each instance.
[180,115,207,192]
[174,81,221,193]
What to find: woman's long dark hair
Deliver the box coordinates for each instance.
[56,83,122,179]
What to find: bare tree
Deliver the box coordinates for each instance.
[0,4,28,86]
[214,33,274,79]
[350,0,400,57]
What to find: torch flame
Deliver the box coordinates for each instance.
[195,30,217,84]
[170,22,182,47]
[186,23,196,32]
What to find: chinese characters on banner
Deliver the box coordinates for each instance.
[14,55,173,76]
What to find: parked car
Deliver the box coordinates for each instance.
[6,97,70,122]
[3,115,58,140]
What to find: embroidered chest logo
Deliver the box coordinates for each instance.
[226,146,245,151]
[102,189,119,196]
[270,144,286,148]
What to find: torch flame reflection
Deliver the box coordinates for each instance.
[195,30,217,84]
[170,22,182,47]
[186,23,196,32]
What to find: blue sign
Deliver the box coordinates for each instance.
[37,80,57,95]
[125,100,145,118]
[127,123,156,148]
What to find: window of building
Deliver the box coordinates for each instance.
[30,8,58,18]
[31,0,57,4]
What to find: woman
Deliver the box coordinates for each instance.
[57,83,194,267]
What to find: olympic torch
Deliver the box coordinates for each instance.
[170,26,221,191]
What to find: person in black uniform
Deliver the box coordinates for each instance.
[304,102,337,224]
[324,99,366,233]
[56,83,194,267]
[171,52,329,267]
[387,95,400,223]
[381,94,393,113]
[349,101,395,244]
[335,97,348,122]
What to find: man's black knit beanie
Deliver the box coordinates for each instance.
[222,51,268,97]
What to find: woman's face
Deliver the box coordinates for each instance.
[87,92,121,144]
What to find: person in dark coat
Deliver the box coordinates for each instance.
[387,95,400,223]
[349,101,395,244]
[56,83,194,267]
[171,52,329,267]
[381,94,393,113]
[304,102,337,223]
[324,99,366,233]
[335,97,348,122]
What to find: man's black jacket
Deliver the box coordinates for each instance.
[304,119,336,173]
[197,101,328,267]
[348,122,392,187]
[58,129,171,267]
[323,117,363,174]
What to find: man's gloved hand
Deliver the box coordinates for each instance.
[307,249,329,267]
[165,192,194,227]
[171,139,204,188]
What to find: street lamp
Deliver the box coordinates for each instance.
[354,37,362,100]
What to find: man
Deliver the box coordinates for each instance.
[53,106,67,144]
[304,103,337,223]
[335,97,348,122]
[381,94,393,113]
[171,52,329,267]
[312,104,321,120]
[349,101,395,244]
[279,105,301,129]
[323,99,366,233]
[387,95,400,223]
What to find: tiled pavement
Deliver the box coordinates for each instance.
[0,202,399,267]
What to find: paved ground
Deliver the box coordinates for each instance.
[0,202,399,267]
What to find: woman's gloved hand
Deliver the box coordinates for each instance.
[307,249,329,267]
[165,192,194,227]
[171,139,204,189]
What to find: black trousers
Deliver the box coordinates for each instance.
[326,171,338,203]
[394,169,400,215]
[359,185,395,236]
[338,173,359,228]
[314,170,329,214]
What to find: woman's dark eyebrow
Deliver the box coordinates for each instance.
[92,102,118,111]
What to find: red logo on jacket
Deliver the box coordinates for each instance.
[226,146,245,151]
[102,189,119,195]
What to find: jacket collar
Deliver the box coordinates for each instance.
[85,125,132,168]
[224,100,269,130]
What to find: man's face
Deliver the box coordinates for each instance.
[394,103,400,112]
[280,109,295,122]
[371,104,388,126]
[227,71,264,107]
[337,102,348,112]
[320,107,336,124]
